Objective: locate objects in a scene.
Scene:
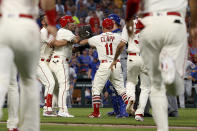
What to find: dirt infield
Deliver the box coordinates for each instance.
[1,122,197,130]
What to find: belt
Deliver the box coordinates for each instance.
[142,12,181,18]
[128,53,140,56]
[53,55,69,61]
[0,13,33,19]
[40,58,50,62]
[101,59,120,63]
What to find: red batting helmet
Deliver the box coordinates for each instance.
[102,18,114,30]
[59,15,74,27]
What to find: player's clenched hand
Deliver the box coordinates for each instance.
[47,25,57,37]
[110,61,117,71]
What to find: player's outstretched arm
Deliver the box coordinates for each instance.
[52,36,80,47]
[110,41,126,71]
[79,39,89,46]
[41,0,57,36]
[126,0,140,20]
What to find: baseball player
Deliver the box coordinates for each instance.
[7,65,19,131]
[110,18,151,121]
[80,18,129,118]
[37,15,56,117]
[0,0,57,130]
[179,59,195,108]
[49,15,79,117]
[125,0,188,130]
[107,14,128,118]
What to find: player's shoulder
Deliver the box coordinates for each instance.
[58,28,73,35]
[89,35,99,41]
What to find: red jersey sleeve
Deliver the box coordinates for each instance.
[126,0,140,20]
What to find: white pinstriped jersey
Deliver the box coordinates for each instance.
[53,28,75,59]
[121,19,140,53]
[1,0,39,18]
[40,27,53,59]
[88,32,121,61]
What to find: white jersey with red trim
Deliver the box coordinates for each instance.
[88,32,121,61]
[1,0,39,18]
[53,28,75,59]
[140,0,187,17]
[121,19,140,53]
[40,27,53,59]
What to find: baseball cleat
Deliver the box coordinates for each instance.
[126,100,135,115]
[116,113,129,118]
[58,111,74,118]
[43,111,57,117]
[107,111,116,116]
[8,128,18,131]
[160,57,175,85]
[88,112,101,118]
[135,114,144,121]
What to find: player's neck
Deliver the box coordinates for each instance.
[103,29,112,33]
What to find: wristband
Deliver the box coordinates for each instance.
[45,8,56,26]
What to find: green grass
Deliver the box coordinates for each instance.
[1,108,197,131]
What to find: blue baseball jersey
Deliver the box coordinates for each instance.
[78,55,92,72]
[89,60,100,80]
[191,66,197,84]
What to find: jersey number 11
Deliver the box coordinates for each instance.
[105,43,113,55]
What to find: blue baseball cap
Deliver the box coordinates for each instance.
[108,14,121,26]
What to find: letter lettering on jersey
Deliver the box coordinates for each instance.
[101,36,115,43]
[107,36,110,42]
[110,36,115,42]
[101,37,105,42]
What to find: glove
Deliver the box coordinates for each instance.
[78,25,93,40]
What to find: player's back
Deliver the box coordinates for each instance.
[1,0,39,18]
[141,0,187,16]
[89,32,121,61]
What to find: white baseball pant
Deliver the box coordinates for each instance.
[7,65,19,129]
[37,60,55,111]
[120,57,127,87]
[140,16,187,131]
[49,56,70,112]
[92,62,127,103]
[37,60,55,97]
[0,17,40,131]
[126,54,150,115]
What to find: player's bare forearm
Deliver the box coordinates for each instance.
[79,39,88,46]
[190,0,197,27]
[88,69,92,78]
[41,0,55,10]
[113,41,126,61]
[73,36,80,43]
[53,40,68,47]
